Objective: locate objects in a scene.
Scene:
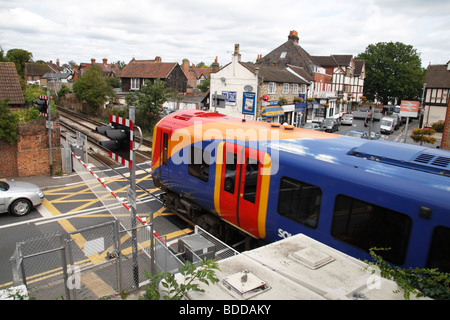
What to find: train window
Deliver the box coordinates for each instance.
[331,195,411,265]
[243,158,259,203]
[427,226,450,273]
[224,152,238,194]
[162,133,168,166]
[277,177,321,229]
[188,146,210,182]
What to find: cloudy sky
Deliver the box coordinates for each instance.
[1,0,449,68]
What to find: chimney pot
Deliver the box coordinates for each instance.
[288,30,299,44]
[91,58,96,64]
[103,58,108,64]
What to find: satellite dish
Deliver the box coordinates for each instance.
[220,77,226,83]
[244,85,253,92]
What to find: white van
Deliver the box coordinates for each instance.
[380,116,396,134]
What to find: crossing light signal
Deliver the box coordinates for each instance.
[33,98,48,115]
[95,115,133,168]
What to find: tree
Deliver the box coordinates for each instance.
[0,100,19,145]
[5,48,33,79]
[72,65,115,115]
[125,79,168,132]
[356,42,425,104]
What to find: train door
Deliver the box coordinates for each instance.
[158,126,172,182]
[219,142,266,237]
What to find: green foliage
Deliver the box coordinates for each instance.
[197,78,210,93]
[366,248,450,300]
[125,79,168,133]
[0,100,19,145]
[73,65,116,115]
[432,120,445,133]
[356,42,425,104]
[140,259,220,300]
[5,48,33,78]
[57,84,71,99]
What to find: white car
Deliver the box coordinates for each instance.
[341,114,353,125]
[0,181,45,216]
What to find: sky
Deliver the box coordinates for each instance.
[1,0,449,68]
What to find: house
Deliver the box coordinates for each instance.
[73,58,119,81]
[24,62,51,85]
[181,58,215,93]
[423,62,450,128]
[312,55,366,113]
[210,44,309,125]
[119,57,187,94]
[0,62,25,106]
[257,30,338,121]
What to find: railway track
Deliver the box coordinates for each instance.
[58,107,152,165]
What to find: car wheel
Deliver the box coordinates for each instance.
[10,199,32,216]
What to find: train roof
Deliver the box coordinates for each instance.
[159,110,450,192]
[169,234,429,300]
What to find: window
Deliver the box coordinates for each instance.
[278,177,322,228]
[268,82,276,94]
[243,159,259,203]
[427,226,450,273]
[282,83,290,94]
[224,152,238,194]
[131,78,140,90]
[280,51,287,59]
[188,146,210,182]
[331,195,411,265]
[291,84,299,94]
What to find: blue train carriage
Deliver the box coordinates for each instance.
[152,110,450,272]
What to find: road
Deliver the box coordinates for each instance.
[336,117,442,148]
[0,161,192,292]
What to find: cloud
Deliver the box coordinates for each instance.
[0,0,448,67]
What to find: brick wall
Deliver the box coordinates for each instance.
[0,139,18,177]
[0,117,61,178]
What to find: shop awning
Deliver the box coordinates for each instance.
[261,106,284,117]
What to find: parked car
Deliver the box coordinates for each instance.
[300,122,324,131]
[321,118,339,132]
[346,130,381,140]
[341,114,353,125]
[0,180,45,216]
[380,116,396,134]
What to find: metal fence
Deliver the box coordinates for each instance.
[10,219,154,300]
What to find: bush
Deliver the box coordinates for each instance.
[432,120,445,133]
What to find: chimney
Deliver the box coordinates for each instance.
[288,30,299,44]
[182,58,190,74]
[91,58,96,64]
[233,44,241,62]
[56,59,60,67]
[155,56,162,63]
[103,58,108,65]
[212,56,219,73]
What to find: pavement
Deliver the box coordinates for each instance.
[3,172,83,190]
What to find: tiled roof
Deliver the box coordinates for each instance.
[257,40,319,75]
[119,59,178,79]
[241,62,308,84]
[0,62,25,105]
[425,64,450,88]
[24,63,51,76]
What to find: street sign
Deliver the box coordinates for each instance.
[399,100,420,117]
[46,121,54,129]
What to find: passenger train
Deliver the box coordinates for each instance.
[151,110,450,272]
